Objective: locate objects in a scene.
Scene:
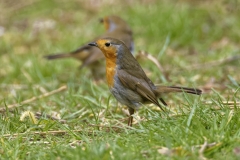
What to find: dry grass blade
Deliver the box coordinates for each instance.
[204,101,240,110]
[0,85,67,112]
[136,50,165,73]
[204,101,240,105]
[198,138,208,160]
[185,55,240,70]
[1,124,130,139]
[1,129,91,138]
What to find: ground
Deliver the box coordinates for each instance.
[0,0,240,159]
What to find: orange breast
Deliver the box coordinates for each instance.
[106,58,116,88]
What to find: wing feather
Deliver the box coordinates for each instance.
[117,69,163,110]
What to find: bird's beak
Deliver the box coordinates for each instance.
[88,42,98,47]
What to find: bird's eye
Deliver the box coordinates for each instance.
[105,42,111,47]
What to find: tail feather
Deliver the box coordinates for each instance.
[44,53,71,60]
[156,86,202,95]
[159,98,168,106]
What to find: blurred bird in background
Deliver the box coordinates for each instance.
[44,15,133,81]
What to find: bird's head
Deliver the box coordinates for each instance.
[99,15,131,32]
[89,38,127,59]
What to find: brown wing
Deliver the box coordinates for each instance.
[117,69,164,111]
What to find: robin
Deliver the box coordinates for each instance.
[44,15,133,80]
[88,38,202,126]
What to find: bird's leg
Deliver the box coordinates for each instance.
[128,108,135,126]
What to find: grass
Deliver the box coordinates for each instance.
[1,0,240,159]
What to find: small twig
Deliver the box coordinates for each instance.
[202,101,240,110]
[204,101,240,105]
[4,129,89,138]
[2,124,135,138]
[198,138,208,160]
[212,106,239,110]
[191,139,218,160]
[1,129,91,138]
[184,55,240,70]
[204,101,240,110]
[1,124,130,138]
[163,55,240,72]
[136,50,165,73]
[0,85,67,112]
